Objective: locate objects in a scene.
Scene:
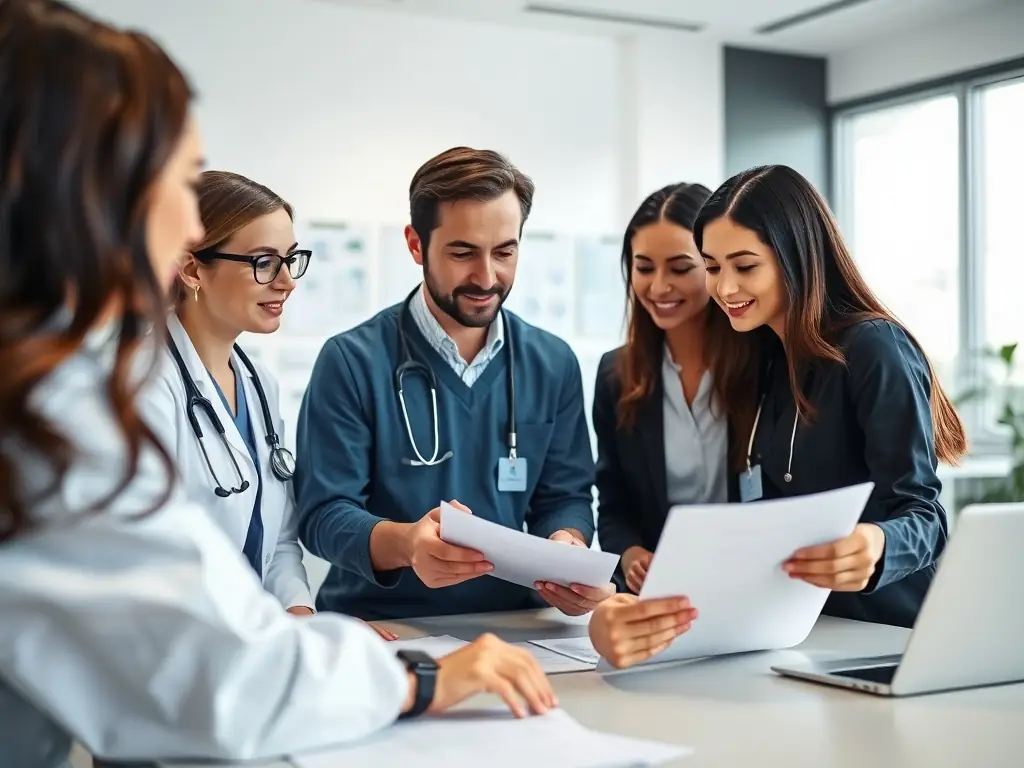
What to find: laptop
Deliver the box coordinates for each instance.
[771,502,1024,696]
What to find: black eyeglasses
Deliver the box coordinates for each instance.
[194,248,312,285]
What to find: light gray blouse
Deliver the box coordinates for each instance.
[662,346,729,505]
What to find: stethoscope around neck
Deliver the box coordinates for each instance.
[394,286,516,467]
[167,339,296,496]
[746,360,799,484]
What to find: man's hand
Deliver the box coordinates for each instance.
[535,529,614,616]
[403,500,493,588]
[784,523,886,591]
[621,546,653,594]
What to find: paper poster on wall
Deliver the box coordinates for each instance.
[505,231,574,338]
[286,220,372,336]
[575,234,625,341]
[378,224,422,309]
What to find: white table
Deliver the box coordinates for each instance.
[167,608,1024,767]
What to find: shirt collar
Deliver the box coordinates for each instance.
[410,283,504,359]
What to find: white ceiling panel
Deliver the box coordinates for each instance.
[316,0,1013,54]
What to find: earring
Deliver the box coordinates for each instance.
[193,284,200,302]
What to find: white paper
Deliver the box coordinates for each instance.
[515,642,596,674]
[385,635,595,674]
[389,635,468,657]
[291,707,690,768]
[615,482,874,668]
[530,636,601,665]
[439,502,618,590]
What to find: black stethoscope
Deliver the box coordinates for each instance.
[395,286,516,467]
[167,339,296,496]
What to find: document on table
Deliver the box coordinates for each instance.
[387,634,597,674]
[530,636,601,665]
[609,482,874,669]
[439,501,618,590]
[291,707,690,768]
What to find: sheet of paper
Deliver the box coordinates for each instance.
[291,707,690,768]
[514,642,596,674]
[614,482,874,668]
[388,635,468,657]
[386,635,595,674]
[530,636,601,665]
[439,501,618,590]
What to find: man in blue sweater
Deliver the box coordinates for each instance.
[295,147,611,620]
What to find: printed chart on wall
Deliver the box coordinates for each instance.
[287,220,374,340]
[504,231,575,339]
[575,234,625,341]
[378,224,423,309]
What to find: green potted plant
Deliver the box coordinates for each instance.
[957,343,1023,503]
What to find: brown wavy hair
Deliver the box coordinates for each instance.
[0,0,194,541]
[693,165,967,469]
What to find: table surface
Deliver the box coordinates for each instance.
[169,608,1024,768]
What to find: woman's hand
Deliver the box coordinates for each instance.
[425,633,557,718]
[621,546,654,594]
[588,593,696,670]
[286,606,314,616]
[784,523,886,591]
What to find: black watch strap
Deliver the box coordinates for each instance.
[396,649,438,719]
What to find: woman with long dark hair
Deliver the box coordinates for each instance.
[587,183,726,668]
[694,164,965,629]
[0,2,553,765]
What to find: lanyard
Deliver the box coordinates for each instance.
[746,360,798,484]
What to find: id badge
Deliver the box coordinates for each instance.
[738,464,763,503]
[497,457,528,492]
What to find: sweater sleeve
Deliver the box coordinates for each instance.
[294,337,402,589]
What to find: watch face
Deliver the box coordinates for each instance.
[397,649,439,669]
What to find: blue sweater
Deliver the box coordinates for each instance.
[294,303,596,619]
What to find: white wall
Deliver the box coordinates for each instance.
[74,0,723,231]
[828,1,1024,103]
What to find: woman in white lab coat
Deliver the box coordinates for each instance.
[136,170,399,636]
[0,3,555,767]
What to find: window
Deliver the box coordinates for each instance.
[841,94,961,385]
[834,68,1024,443]
[978,76,1024,383]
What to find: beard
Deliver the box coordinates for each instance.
[424,268,509,328]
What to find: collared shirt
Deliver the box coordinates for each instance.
[409,283,505,386]
[662,345,728,506]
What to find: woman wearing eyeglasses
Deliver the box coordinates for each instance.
[137,170,362,625]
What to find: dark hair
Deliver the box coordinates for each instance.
[0,0,193,541]
[693,164,967,467]
[175,170,293,302]
[616,182,713,429]
[409,146,535,255]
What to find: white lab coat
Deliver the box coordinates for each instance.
[0,331,408,766]
[135,314,312,610]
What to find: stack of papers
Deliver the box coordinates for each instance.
[439,501,618,590]
[390,634,598,675]
[291,707,690,767]
[619,482,874,668]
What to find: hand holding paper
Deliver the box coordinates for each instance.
[405,500,494,588]
[536,530,616,616]
[438,502,618,606]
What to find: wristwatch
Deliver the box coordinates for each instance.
[396,649,438,719]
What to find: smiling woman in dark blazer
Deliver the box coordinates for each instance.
[589,182,749,667]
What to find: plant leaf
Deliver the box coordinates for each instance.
[999,343,1017,366]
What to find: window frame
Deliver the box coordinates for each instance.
[831,61,1024,453]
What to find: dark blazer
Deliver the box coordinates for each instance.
[592,348,737,590]
[753,319,948,629]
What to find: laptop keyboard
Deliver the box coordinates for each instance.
[832,664,898,684]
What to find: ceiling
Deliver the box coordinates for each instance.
[318,0,1010,55]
